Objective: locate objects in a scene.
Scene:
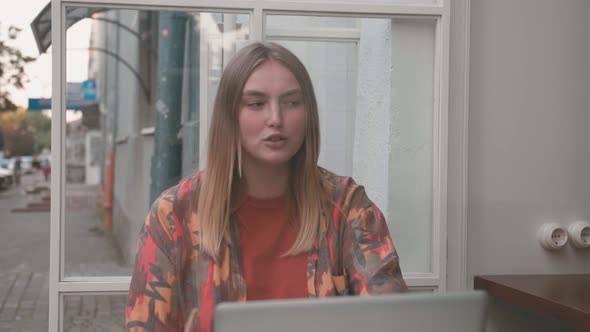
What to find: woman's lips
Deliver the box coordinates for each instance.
[263,135,287,148]
[264,134,286,142]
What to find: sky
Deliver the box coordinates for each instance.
[0,0,91,119]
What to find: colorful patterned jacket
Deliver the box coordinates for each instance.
[126,168,408,332]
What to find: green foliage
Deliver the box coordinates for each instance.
[0,24,36,112]
[0,108,50,156]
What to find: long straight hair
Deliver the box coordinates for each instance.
[198,42,327,259]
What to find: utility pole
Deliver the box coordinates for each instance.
[150,12,188,204]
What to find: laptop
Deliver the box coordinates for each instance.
[214,291,489,332]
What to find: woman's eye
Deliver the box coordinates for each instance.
[284,100,302,108]
[247,102,264,109]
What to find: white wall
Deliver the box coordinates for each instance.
[387,17,435,274]
[353,19,393,221]
[114,10,156,265]
[95,10,154,265]
[467,1,589,330]
[468,0,590,277]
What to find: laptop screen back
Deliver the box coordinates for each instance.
[214,291,489,332]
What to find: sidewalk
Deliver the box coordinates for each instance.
[0,173,128,331]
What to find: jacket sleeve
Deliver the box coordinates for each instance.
[342,185,409,295]
[126,193,184,332]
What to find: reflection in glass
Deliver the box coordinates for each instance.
[64,8,250,277]
[409,287,436,293]
[62,7,436,276]
[63,294,126,331]
[266,15,357,34]
[264,0,438,5]
[267,15,436,273]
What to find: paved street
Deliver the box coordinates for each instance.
[0,173,128,331]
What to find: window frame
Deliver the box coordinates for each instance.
[51,0,457,331]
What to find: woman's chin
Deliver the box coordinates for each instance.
[251,155,294,167]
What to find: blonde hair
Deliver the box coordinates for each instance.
[198,42,326,259]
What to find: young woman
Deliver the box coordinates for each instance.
[126,42,408,332]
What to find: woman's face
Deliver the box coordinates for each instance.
[238,59,306,169]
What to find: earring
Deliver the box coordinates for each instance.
[237,141,243,179]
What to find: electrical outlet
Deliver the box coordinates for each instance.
[567,221,590,249]
[538,222,568,250]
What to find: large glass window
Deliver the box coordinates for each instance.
[63,7,437,278]
[64,8,250,278]
[266,15,436,273]
[54,1,450,330]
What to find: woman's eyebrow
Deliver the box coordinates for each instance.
[241,89,302,98]
[241,90,267,97]
[280,89,303,98]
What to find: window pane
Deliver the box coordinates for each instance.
[266,15,357,34]
[0,272,48,331]
[63,294,126,331]
[64,7,250,277]
[409,286,437,293]
[267,15,436,273]
[265,0,438,6]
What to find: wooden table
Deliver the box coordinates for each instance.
[474,275,590,332]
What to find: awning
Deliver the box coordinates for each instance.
[30,3,106,54]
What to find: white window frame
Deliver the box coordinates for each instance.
[51,0,471,331]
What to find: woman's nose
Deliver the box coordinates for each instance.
[267,102,283,128]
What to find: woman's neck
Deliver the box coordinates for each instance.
[241,161,289,199]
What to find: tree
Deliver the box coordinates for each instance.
[0,24,35,112]
[0,107,50,156]
[25,111,52,152]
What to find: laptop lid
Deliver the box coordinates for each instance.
[214,291,489,332]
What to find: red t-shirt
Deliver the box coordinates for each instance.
[236,196,308,301]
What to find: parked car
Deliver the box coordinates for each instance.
[0,158,12,170]
[0,156,33,174]
[21,156,34,174]
[0,167,13,189]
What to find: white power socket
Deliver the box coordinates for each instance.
[538,222,568,250]
[567,221,590,249]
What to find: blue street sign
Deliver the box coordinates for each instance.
[28,79,98,111]
[81,79,97,101]
[66,79,97,102]
[28,98,51,110]
[28,98,96,111]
